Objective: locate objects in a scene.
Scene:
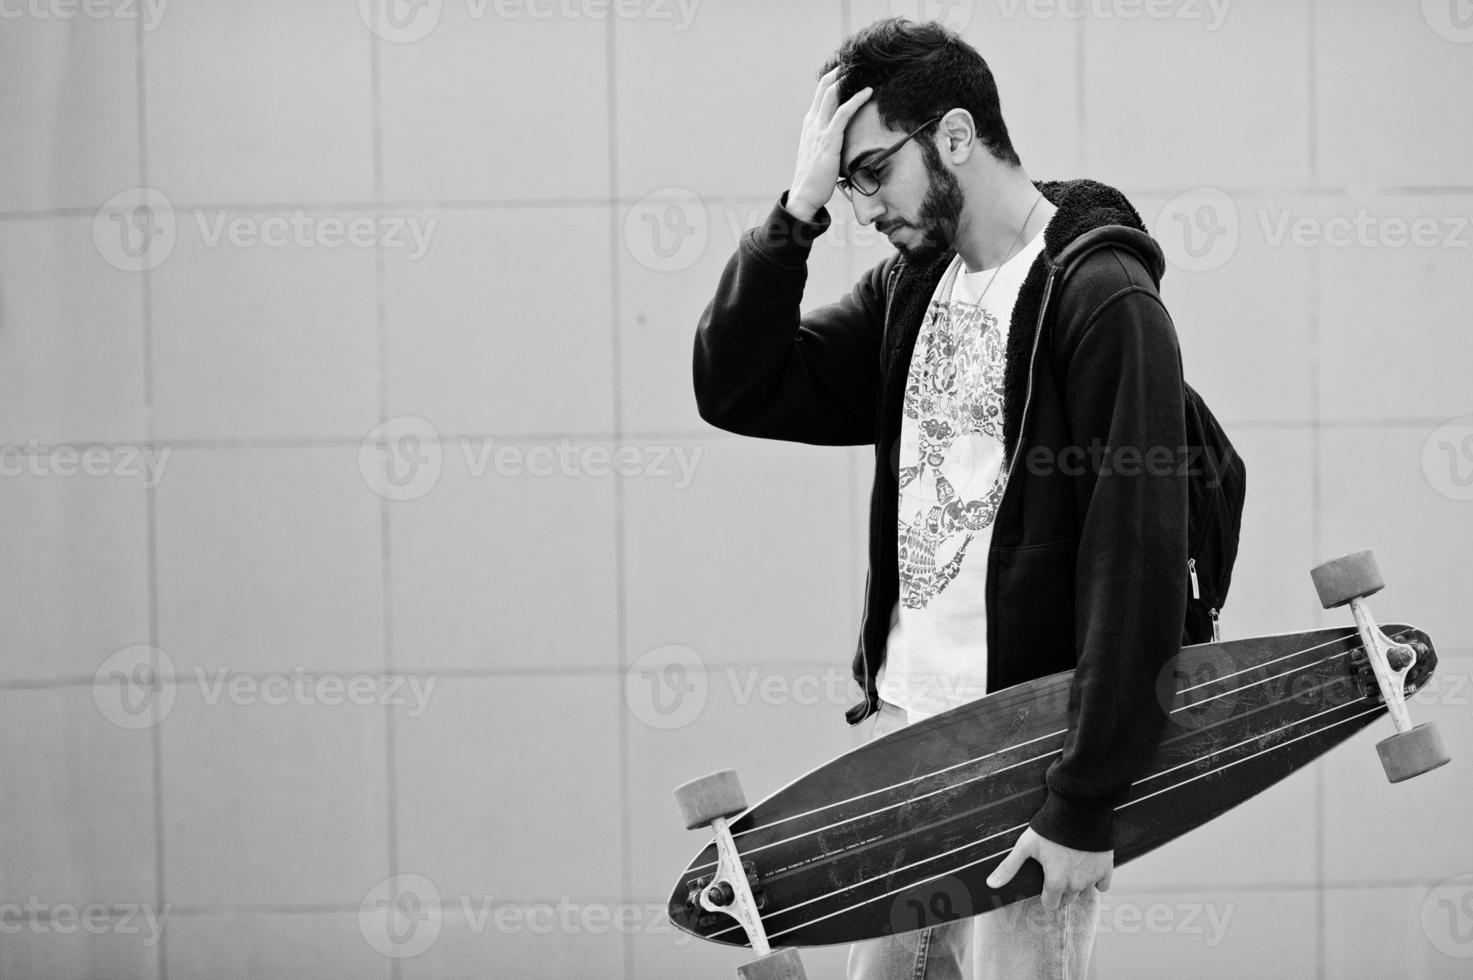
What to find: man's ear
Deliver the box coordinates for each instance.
[940,110,977,162]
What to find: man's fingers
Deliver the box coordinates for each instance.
[1098,869,1113,893]
[807,66,840,118]
[985,846,1025,890]
[1039,881,1061,912]
[814,80,845,131]
[826,86,872,133]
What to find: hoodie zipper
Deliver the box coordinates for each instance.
[978,266,1055,690]
[1001,269,1056,493]
[1188,557,1222,643]
[856,265,901,711]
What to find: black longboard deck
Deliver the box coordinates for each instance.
[669,625,1435,948]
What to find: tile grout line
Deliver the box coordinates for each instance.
[849,1,865,642]
[1076,12,1086,175]
[8,185,1473,225]
[135,14,168,980]
[368,20,402,980]
[8,872,1437,921]
[606,15,634,980]
[2,417,1450,455]
[18,874,1447,920]
[0,659,869,692]
[1307,3,1325,978]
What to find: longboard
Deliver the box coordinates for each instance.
[669,621,1440,951]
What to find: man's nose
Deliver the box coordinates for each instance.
[851,193,884,227]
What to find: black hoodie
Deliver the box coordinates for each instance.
[693,178,1190,852]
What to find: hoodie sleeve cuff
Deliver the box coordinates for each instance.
[743,191,831,269]
[1029,790,1116,853]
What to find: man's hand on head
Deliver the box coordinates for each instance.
[985,827,1113,911]
[786,66,871,222]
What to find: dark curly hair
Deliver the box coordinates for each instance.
[820,17,1021,168]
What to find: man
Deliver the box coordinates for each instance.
[693,18,1194,979]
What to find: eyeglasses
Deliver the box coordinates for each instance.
[836,115,945,200]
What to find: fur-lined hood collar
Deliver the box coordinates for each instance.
[894,177,1165,287]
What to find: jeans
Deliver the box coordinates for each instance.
[846,701,1100,980]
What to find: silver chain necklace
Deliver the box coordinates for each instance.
[941,191,1045,309]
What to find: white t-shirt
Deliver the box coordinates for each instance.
[877,228,1047,720]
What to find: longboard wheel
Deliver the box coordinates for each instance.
[1377,722,1452,782]
[675,769,747,830]
[737,947,806,980]
[1310,550,1385,609]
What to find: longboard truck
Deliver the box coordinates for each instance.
[675,769,807,980]
[1310,550,1452,782]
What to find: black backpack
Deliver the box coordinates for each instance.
[1048,258,1247,646]
[1181,383,1247,644]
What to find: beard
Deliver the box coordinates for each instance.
[892,139,965,266]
